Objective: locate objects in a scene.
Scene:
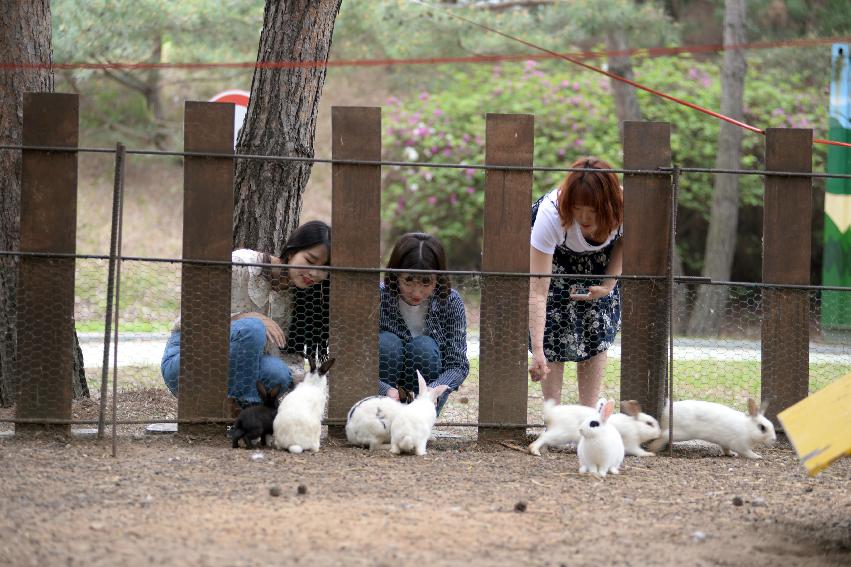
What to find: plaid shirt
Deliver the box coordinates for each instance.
[378,285,470,394]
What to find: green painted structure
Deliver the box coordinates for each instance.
[823,44,851,330]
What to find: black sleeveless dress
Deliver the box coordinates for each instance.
[531,195,622,362]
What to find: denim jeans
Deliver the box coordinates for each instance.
[161,317,292,406]
[379,331,450,413]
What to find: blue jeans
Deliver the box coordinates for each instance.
[379,331,449,413]
[161,317,292,406]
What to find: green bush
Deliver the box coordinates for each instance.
[381,55,828,271]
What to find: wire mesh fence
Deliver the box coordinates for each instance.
[3,260,849,443]
[2,96,850,454]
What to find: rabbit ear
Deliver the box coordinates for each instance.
[758,399,769,415]
[416,370,428,398]
[318,357,336,376]
[397,386,411,403]
[256,380,267,398]
[308,356,317,375]
[595,398,607,414]
[600,399,615,423]
[620,400,641,417]
[430,384,449,401]
[746,398,759,417]
[267,384,282,400]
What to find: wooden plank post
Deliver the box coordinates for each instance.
[621,122,672,417]
[16,93,79,433]
[328,106,381,437]
[762,128,812,426]
[478,113,534,441]
[178,101,234,432]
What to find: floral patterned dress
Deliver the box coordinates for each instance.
[531,195,622,362]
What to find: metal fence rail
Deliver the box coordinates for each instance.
[1,93,849,455]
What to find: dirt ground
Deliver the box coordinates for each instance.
[1,393,850,567]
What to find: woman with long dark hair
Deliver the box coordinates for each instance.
[161,220,331,410]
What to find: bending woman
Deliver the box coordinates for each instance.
[528,157,623,406]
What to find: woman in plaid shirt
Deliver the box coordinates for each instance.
[378,233,469,414]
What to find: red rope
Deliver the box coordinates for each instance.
[0,36,848,71]
[438,9,851,150]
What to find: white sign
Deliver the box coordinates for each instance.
[209,90,250,148]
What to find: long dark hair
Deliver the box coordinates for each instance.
[258,220,331,282]
[384,232,450,300]
[281,220,332,358]
[282,220,331,264]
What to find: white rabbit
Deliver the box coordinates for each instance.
[608,400,662,457]
[528,400,597,456]
[577,399,625,477]
[345,395,404,450]
[646,398,776,459]
[273,356,336,454]
[389,370,449,456]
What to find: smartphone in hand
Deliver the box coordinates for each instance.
[570,284,592,299]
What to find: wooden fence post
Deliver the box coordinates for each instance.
[178,101,234,432]
[328,106,381,437]
[16,93,79,433]
[762,128,812,425]
[478,113,534,441]
[621,121,672,417]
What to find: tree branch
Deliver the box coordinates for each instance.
[435,0,554,10]
[97,59,150,94]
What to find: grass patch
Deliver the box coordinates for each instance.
[76,321,173,334]
[84,364,167,392]
[463,358,850,411]
[76,261,180,331]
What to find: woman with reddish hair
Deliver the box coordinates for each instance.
[528,157,624,406]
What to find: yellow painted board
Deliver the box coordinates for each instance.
[777,372,851,476]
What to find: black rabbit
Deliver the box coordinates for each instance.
[228,381,282,449]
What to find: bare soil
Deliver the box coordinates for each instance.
[1,392,849,567]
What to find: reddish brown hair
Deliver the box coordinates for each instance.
[557,156,623,242]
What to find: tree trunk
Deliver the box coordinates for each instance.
[233,0,342,253]
[0,0,88,407]
[604,26,693,330]
[605,29,642,140]
[686,0,747,337]
[145,33,167,150]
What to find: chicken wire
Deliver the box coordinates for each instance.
[1,258,849,441]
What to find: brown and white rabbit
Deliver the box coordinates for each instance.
[646,398,776,459]
[608,400,662,457]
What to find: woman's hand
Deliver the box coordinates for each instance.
[235,312,286,348]
[570,284,614,301]
[387,388,400,401]
[262,317,286,349]
[529,351,550,382]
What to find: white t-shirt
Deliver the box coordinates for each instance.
[530,188,622,254]
[398,298,427,337]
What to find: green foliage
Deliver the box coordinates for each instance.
[53,0,263,145]
[333,0,676,89]
[53,0,263,65]
[381,53,829,270]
